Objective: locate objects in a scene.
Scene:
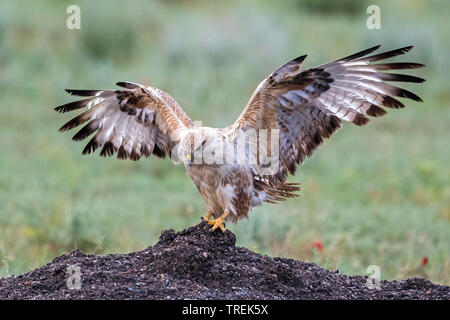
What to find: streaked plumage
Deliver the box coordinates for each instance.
[56,45,425,231]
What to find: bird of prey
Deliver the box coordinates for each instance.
[55,45,424,232]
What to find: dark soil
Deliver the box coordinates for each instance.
[0,221,448,299]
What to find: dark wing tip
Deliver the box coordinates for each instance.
[116,81,144,89]
[401,45,414,52]
[65,89,102,97]
[293,55,308,64]
[58,119,77,132]
[82,138,100,155]
[382,96,405,109]
[361,45,417,63]
[338,45,381,61]
[353,113,370,126]
[65,89,84,96]
[381,73,426,83]
[117,145,129,160]
[372,44,382,50]
[398,88,423,102]
[100,141,117,157]
[72,120,100,141]
[366,104,388,117]
[412,94,424,103]
[414,77,426,83]
[54,98,92,113]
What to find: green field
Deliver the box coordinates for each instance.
[0,0,448,285]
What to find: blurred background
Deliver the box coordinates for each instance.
[0,0,448,285]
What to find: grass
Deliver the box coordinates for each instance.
[0,0,448,285]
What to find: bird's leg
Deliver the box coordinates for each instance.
[201,211,213,222]
[208,210,230,232]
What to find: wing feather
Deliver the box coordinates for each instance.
[232,45,425,184]
[56,82,192,161]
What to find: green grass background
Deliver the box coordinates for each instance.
[0,0,448,284]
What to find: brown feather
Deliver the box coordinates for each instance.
[72,120,100,141]
[356,45,413,62]
[337,45,381,61]
[366,105,388,117]
[65,89,105,97]
[233,45,424,187]
[54,98,93,113]
[100,141,116,157]
[57,83,193,162]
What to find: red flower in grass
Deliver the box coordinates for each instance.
[421,256,428,267]
[312,241,324,254]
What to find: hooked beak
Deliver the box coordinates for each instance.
[186,154,192,166]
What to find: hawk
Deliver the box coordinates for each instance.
[56,45,424,232]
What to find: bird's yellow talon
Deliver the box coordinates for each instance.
[210,218,226,232]
[208,210,229,232]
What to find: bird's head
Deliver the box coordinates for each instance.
[178,127,216,166]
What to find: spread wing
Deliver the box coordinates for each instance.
[232,45,425,184]
[55,82,193,161]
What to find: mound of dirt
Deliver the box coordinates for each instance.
[0,221,448,299]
